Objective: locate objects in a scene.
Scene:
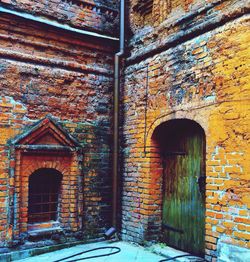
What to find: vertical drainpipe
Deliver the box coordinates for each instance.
[113,0,125,228]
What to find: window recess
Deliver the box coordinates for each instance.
[28,169,62,223]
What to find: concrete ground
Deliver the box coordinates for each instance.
[15,241,167,262]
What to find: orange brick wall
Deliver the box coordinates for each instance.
[131,0,197,27]
[123,0,250,260]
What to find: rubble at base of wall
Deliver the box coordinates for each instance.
[217,241,250,262]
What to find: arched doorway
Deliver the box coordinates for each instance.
[28,168,62,223]
[153,119,206,256]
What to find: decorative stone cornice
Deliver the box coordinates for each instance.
[67,0,118,17]
[127,0,250,65]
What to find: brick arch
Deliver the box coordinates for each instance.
[145,110,208,148]
[142,114,207,241]
[27,161,66,177]
[15,151,80,236]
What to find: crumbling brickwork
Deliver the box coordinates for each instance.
[122,0,250,260]
[0,0,118,35]
[0,0,117,250]
[0,0,249,260]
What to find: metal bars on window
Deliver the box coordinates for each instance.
[28,169,62,223]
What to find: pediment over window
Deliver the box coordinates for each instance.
[12,115,81,148]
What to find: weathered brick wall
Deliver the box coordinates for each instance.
[0,11,116,248]
[129,0,248,60]
[0,0,118,36]
[131,0,210,27]
[122,0,249,260]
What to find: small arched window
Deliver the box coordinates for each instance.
[28,168,62,223]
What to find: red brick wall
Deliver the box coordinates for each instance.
[0,0,118,36]
[14,152,80,235]
[0,10,116,248]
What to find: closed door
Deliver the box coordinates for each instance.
[162,121,205,256]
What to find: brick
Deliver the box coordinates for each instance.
[234,217,250,224]
[234,231,250,241]
[216,226,225,233]
[237,224,246,231]
[208,172,219,178]
[205,236,217,244]
[207,160,220,166]
[223,221,234,229]
[224,166,242,173]
[239,210,248,216]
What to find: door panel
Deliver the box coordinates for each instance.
[162,122,205,256]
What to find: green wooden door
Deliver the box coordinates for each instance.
[162,122,205,256]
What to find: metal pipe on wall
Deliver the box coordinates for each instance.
[112,0,125,228]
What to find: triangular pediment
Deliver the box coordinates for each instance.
[34,132,62,145]
[13,116,80,147]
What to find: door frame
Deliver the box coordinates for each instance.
[145,114,207,255]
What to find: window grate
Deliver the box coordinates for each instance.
[28,169,62,223]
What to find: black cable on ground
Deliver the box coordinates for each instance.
[159,254,207,262]
[52,246,121,262]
